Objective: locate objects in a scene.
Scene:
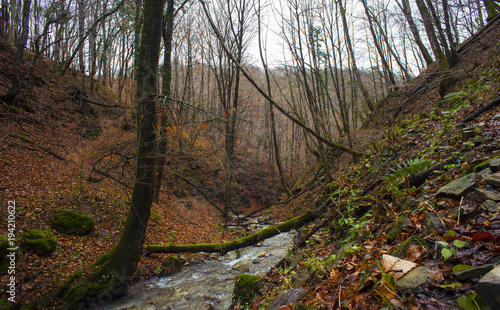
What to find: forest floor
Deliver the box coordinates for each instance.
[0,17,499,310]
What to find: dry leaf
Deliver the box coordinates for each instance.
[427,269,444,285]
[381,254,418,280]
[406,245,422,261]
[330,269,340,281]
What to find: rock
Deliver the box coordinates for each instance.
[461,152,476,163]
[469,188,500,202]
[483,173,500,189]
[21,229,57,256]
[453,264,494,281]
[482,200,500,212]
[489,158,500,172]
[164,256,182,274]
[189,256,203,264]
[232,260,250,272]
[395,266,430,292]
[51,210,95,236]
[257,252,266,258]
[475,265,500,310]
[462,128,476,140]
[293,270,311,288]
[232,274,262,305]
[424,213,445,232]
[265,288,306,310]
[436,173,477,200]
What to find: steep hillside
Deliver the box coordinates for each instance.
[250,18,500,310]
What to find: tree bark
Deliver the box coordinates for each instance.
[1,0,30,105]
[60,0,165,307]
[395,0,434,66]
[153,0,175,203]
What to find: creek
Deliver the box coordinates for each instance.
[98,220,295,310]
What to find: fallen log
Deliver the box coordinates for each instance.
[143,211,320,255]
[459,96,500,125]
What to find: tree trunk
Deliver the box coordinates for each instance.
[60,0,165,307]
[1,0,30,105]
[338,0,375,111]
[153,0,175,203]
[360,0,397,89]
[395,0,434,66]
[415,0,456,97]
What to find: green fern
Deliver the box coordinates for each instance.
[383,158,433,188]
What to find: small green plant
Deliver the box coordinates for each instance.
[437,237,467,261]
[383,157,433,189]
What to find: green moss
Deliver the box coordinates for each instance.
[233,274,262,305]
[53,270,84,299]
[51,210,95,236]
[474,155,500,172]
[0,299,12,310]
[439,73,458,98]
[9,133,34,144]
[21,230,57,257]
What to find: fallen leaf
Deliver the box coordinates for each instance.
[381,254,418,280]
[406,245,422,261]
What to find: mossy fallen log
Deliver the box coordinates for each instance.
[144,211,320,255]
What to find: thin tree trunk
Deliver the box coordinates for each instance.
[395,0,434,66]
[153,0,175,203]
[1,0,30,105]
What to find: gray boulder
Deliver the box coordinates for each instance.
[453,264,494,281]
[436,173,477,200]
[475,265,500,310]
[483,173,500,189]
[469,188,500,203]
[489,158,500,172]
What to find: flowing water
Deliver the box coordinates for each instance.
[98,223,295,310]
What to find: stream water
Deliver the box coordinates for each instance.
[98,223,295,310]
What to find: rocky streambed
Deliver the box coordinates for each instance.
[98,222,295,310]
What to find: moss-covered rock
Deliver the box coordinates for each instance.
[21,230,57,257]
[51,210,95,236]
[232,273,262,305]
[164,256,182,273]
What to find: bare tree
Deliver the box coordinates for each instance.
[1,0,31,105]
